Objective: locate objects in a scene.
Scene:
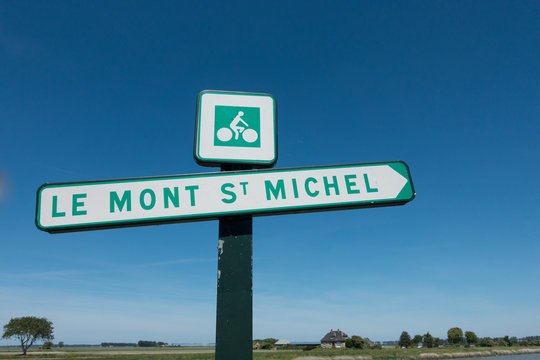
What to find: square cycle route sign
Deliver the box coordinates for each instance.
[194,90,277,167]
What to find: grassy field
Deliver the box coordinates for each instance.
[1,346,539,360]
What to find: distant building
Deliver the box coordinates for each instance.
[275,339,291,346]
[321,329,349,349]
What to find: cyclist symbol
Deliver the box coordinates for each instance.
[216,111,258,143]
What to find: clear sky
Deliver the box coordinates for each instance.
[1,0,539,345]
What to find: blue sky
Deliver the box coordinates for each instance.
[1,0,539,345]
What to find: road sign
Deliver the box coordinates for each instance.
[194,90,277,167]
[36,161,414,233]
[36,88,416,360]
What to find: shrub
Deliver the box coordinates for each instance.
[477,337,495,347]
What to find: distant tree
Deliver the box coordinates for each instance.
[447,327,464,345]
[423,333,434,348]
[345,335,366,349]
[399,331,412,348]
[465,331,478,345]
[520,337,540,346]
[58,341,64,348]
[433,337,442,348]
[478,337,495,347]
[496,337,508,347]
[411,335,423,347]
[101,342,136,347]
[2,316,54,355]
[42,341,53,349]
[261,338,277,349]
[138,340,158,347]
[497,336,518,347]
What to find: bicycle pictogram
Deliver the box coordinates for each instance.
[216,111,259,144]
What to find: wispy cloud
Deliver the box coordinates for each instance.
[134,258,215,268]
[0,257,215,281]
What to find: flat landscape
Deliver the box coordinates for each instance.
[1,346,540,360]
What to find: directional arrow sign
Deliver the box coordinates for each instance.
[36,161,415,233]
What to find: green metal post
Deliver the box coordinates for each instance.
[215,215,253,360]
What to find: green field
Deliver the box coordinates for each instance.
[1,346,539,360]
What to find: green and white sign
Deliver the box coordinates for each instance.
[36,161,414,233]
[195,90,277,167]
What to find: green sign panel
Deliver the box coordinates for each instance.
[214,106,261,148]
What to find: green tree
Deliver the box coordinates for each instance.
[42,341,53,350]
[499,336,518,347]
[261,338,277,349]
[399,331,412,348]
[478,337,495,347]
[447,327,464,345]
[411,335,423,347]
[423,333,434,348]
[58,341,64,348]
[509,337,518,346]
[465,331,478,345]
[2,316,54,355]
[433,337,442,348]
[138,340,158,347]
[345,335,366,349]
